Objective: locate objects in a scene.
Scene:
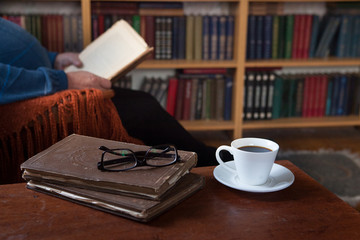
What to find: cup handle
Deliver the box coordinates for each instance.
[215,146,237,174]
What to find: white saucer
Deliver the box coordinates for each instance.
[213,162,295,193]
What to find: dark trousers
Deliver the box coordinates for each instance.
[111,88,217,167]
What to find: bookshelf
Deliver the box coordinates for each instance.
[2,0,360,138]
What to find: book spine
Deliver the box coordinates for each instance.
[172,16,179,59]
[175,79,186,120]
[193,15,203,60]
[295,77,304,117]
[245,72,255,120]
[325,76,334,116]
[308,15,320,58]
[178,16,186,59]
[145,16,155,59]
[195,79,204,120]
[224,75,233,121]
[209,15,219,60]
[218,15,227,60]
[272,15,279,59]
[186,15,194,60]
[165,17,172,59]
[259,72,269,119]
[202,15,210,60]
[284,15,294,59]
[302,15,313,59]
[215,76,225,120]
[272,75,283,119]
[263,15,273,59]
[247,15,256,60]
[225,15,234,60]
[266,73,275,119]
[277,15,285,59]
[255,15,264,59]
[182,78,193,120]
[166,78,179,117]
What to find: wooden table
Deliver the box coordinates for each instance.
[1,160,360,240]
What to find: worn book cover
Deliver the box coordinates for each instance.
[21,134,197,200]
[27,173,205,222]
[26,173,204,222]
[65,19,153,81]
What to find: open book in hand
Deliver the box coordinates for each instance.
[65,19,153,81]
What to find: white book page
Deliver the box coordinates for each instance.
[65,20,149,80]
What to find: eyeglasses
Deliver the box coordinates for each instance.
[97,144,179,172]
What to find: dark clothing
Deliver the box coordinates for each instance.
[111,88,217,166]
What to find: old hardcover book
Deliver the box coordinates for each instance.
[21,134,197,200]
[26,172,204,222]
[65,19,153,81]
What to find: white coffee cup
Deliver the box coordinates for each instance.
[216,138,279,186]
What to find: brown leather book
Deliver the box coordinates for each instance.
[26,173,204,222]
[21,134,197,200]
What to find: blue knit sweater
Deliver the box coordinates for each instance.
[0,18,67,104]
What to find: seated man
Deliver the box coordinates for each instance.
[0,18,217,173]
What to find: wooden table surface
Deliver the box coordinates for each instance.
[1,160,360,240]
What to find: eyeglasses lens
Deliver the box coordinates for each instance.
[145,146,176,166]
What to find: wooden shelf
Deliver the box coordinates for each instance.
[245,58,360,68]
[249,0,359,2]
[138,60,238,69]
[243,116,360,129]
[179,120,235,131]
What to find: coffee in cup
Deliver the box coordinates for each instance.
[216,138,279,186]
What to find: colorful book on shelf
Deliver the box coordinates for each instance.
[178,16,186,59]
[314,15,341,58]
[194,15,203,60]
[145,15,155,59]
[271,15,279,59]
[209,15,219,60]
[277,15,285,59]
[301,15,313,59]
[182,78,193,121]
[255,15,264,60]
[263,15,273,59]
[272,75,283,119]
[172,16,179,59]
[284,15,294,59]
[308,15,320,58]
[259,72,269,119]
[202,15,210,60]
[27,172,204,222]
[185,15,195,60]
[247,15,256,60]
[245,72,255,120]
[218,16,227,60]
[21,134,197,201]
[65,19,153,82]
[295,77,304,117]
[224,75,233,121]
[215,76,225,120]
[225,15,234,60]
[175,78,186,120]
[336,15,351,58]
[166,77,179,117]
[266,72,276,119]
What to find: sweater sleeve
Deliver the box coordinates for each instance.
[0,63,68,104]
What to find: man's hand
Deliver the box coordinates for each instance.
[54,52,82,70]
[66,71,111,90]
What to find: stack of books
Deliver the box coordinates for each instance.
[20,134,204,222]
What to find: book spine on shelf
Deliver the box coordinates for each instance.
[263,15,273,59]
[225,15,234,60]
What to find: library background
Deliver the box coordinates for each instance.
[1,0,360,139]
